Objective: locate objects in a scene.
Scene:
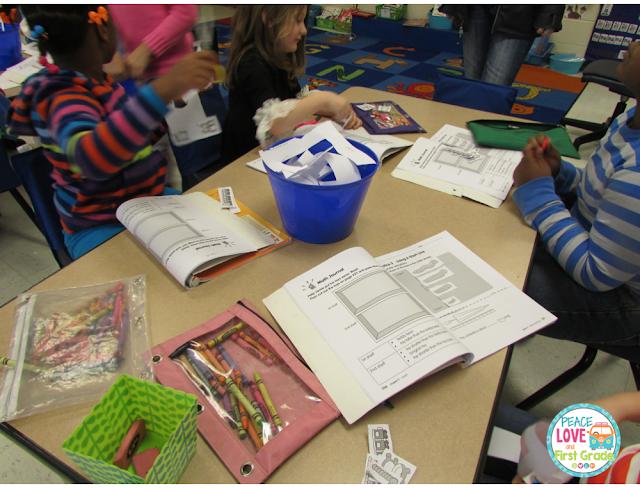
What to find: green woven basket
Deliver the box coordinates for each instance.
[62,375,198,484]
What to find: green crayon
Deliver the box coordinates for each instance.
[207,322,246,348]
[255,372,281,428]
[0,357,42,373]
[224,377,267,430]
[229,392,247,440]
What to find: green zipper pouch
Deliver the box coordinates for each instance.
[467,119,581,159]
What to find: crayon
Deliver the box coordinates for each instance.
[213,349,237,383]
[255,372,282,429]
[206,322,246,348]
[245,416,263,451]
[250,400,264,437]
[229,333,274,366]
[189,348,227,398]
[0,357,42,373]
[250,381,278,436]
[218,345,249,386]
[184,349,223,401]
[237,331,280,366]
[196,343,228,387]
[235,376,250,430]
[224,377,267,430]
[541,135,549,153]
[247,330,285,365]
[222,392,239,431]
[228,392,247,440]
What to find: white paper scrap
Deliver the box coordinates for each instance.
[368,424,393,456]
[320,153,360,186]
[487,426,521,463]
[364,453,417,484]
[217,187,241,214]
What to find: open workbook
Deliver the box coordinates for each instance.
[116,189,291,289]
[264,231,555,424]
[391,124,522,208]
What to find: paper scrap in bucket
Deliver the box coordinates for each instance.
[259,121,377,186]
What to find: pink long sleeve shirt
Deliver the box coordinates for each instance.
[109,4,198,80]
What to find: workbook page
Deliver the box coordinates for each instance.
[283,247,471,406]
[392,125,522,207]
[375,231,556,362]
[116,195,257,288]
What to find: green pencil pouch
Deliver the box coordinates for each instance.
[467,119,581,159]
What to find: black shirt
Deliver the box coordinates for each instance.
[221,47,301,166]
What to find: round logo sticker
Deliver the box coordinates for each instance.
[547,403,620,477]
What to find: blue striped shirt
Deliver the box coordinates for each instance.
[513,106,640,294]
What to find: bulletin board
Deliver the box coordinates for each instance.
[585,4,640,61]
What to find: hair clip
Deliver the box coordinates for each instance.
[30,25,48,40]
[88,6,109,25]
[38,56,60,75]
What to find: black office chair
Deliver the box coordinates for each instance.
[516,342,640,411]
[561,59,635,150]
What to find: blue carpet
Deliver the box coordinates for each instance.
[214,24,583,124]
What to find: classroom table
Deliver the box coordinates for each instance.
[0,86,538,483]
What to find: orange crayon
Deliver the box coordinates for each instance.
[229,333,273,366]
[238,331,280,366]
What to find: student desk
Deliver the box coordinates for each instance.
[0,87,537,483]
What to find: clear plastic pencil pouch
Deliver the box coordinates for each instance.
[0,276,153,421]
[148,299,340,484]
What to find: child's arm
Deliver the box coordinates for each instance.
[125,5,199,79]
[268,91,361,137]
[49,52,216,181]
[512,162,640,291]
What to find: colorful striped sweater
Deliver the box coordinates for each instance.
[6,69,169,233]
[513,106,640,294]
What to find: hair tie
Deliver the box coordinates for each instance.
[88,6,109,25]
[30,25,48,40]
[39,56,60,75]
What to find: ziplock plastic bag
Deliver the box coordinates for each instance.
[0,275,153,421]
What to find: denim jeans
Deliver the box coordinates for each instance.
[462,5,533,86]
[525,240,640,346]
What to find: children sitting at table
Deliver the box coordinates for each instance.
[5,5,218,259]
[512,41,640,346]
[220,5,362,167]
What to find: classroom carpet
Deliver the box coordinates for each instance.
[215,23,585,124]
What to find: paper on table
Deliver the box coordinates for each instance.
[391,125,522,208]
[184,192,273,250]
[116,194,257,288]
[295,121,413,162]
[1,56,44,84]
[264,231,556,423]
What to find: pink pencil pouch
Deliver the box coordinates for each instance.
[148,299,340,483]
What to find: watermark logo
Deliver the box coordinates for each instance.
[547,403,620,477]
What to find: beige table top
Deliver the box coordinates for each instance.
[0,87,537,483]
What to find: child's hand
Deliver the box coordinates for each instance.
[530,134,562,177]
[125,43,153,80]
[513,137,554,187]
[103,51,130,82]
[152,51,219,103]
[324,93,362,130]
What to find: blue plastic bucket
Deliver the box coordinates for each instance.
[0,23,22,71]
[265,136,380,244]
